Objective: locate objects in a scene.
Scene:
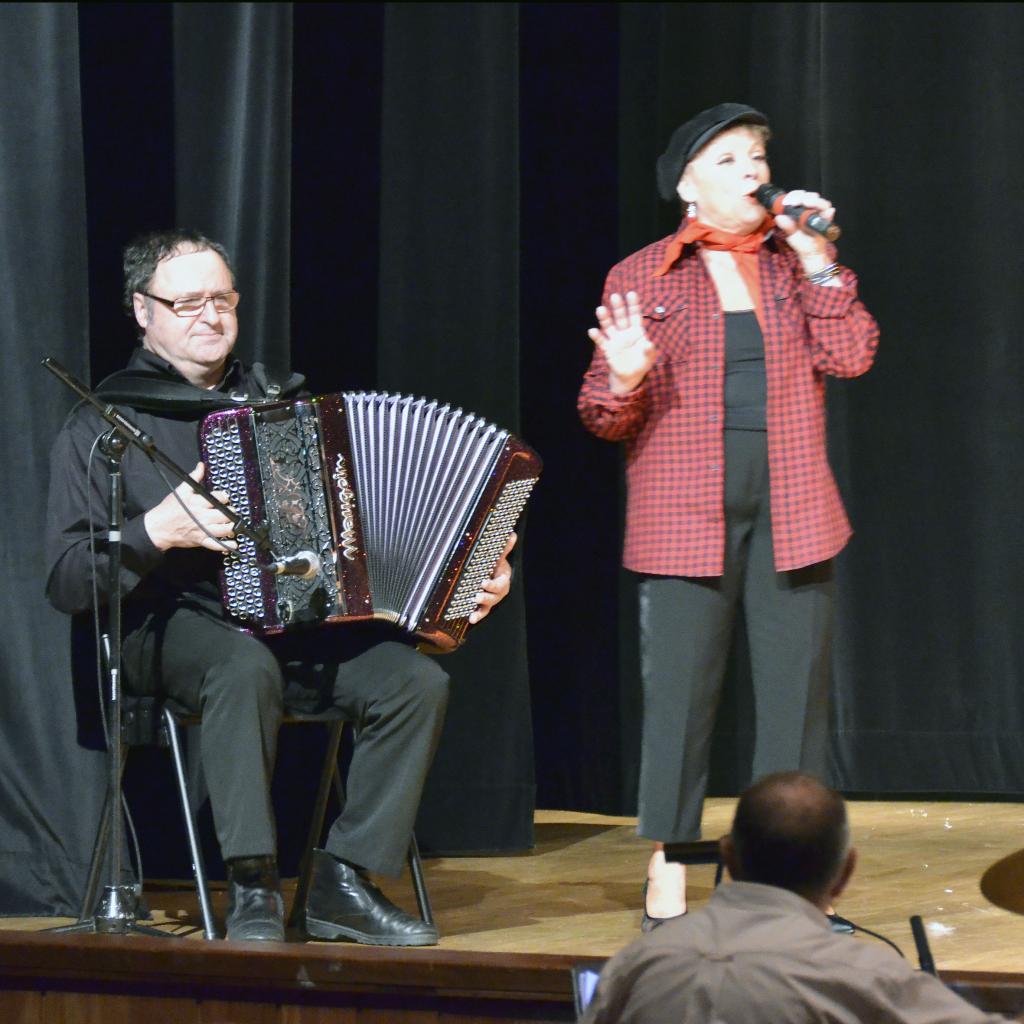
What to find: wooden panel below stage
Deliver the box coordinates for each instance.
[0,931,594,1022]
[2,934,1024,1023]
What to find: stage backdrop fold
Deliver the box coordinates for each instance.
[518,3,635,814]
[173,1,293,376]
[818,2,1024,792]
[378,2,534,853]
[0,3,104,916]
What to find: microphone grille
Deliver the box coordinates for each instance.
[754,183,784,209]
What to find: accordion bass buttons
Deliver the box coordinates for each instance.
[442,477,538,623]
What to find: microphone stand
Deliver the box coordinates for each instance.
[51,427,170,936]
[43,358,271,937]
[910,915,937,976]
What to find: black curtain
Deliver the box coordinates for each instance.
[379,4,535,853]
[519,3,641,812]
[175,3,293,372]
[0,3,106,916]
[3,1,1024,916]
[813,3,1024,791]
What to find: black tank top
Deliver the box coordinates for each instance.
[723,310,766,430]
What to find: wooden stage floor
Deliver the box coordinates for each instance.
[5,799,1024,967]
[434,798,1024,973]
[3,799,1024,1020]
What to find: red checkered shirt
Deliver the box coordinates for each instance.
[578,226,879,576]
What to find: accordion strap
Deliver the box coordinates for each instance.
[94,361,305,415]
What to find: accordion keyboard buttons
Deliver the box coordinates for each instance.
[206,420,265,622]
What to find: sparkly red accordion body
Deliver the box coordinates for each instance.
[199,392,541,651]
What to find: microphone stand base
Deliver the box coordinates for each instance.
[48,885,177,939]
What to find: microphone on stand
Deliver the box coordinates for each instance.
[909,915,937,976]
[755,183,842,241]
[263,551,321,579]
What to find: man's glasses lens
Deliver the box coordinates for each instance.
[144,290,240,317]
[172,291,239,316]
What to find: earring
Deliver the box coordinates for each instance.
[687,201,697,220]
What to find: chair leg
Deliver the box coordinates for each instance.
[289,720,346,930]
[332,756,347,808]
[406,832,434,927]
[162,709,218,940]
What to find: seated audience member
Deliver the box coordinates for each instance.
[583,772,1015,1023]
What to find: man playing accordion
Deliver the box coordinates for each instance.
[45,230,514,944]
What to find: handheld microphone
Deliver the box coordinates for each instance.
[264,551,321,580]
[909,915,937,976]
[755,183,841,241]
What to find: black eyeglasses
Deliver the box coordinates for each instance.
[142,290,240,317]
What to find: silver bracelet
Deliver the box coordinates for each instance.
[805,262,840,285]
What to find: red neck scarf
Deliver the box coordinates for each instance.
[654,216,773,328]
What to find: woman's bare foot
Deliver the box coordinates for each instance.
[646,845,687,920]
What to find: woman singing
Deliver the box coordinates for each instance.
[578,103,879,929]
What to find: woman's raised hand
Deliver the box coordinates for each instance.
[588,291,658,395]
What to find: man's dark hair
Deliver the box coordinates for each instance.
[122,229,235,327]
[730,772,849,901]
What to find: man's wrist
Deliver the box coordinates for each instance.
[143,508,172,551]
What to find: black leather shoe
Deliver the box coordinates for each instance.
[225,856,285,942]
[305,848,438,946]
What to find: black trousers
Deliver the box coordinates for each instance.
[122,601,449,877]
[637,430,833,843]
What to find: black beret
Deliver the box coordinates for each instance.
[656,102,769,201]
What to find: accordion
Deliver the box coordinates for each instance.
[199,392,541,651]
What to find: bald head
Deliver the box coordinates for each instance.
[723,772,853,905]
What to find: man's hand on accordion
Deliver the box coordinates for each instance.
[468,532,516,625]
[144,462,238,553]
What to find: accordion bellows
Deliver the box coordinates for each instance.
[200,391,541,651]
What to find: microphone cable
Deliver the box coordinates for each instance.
[830,908,906,959]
